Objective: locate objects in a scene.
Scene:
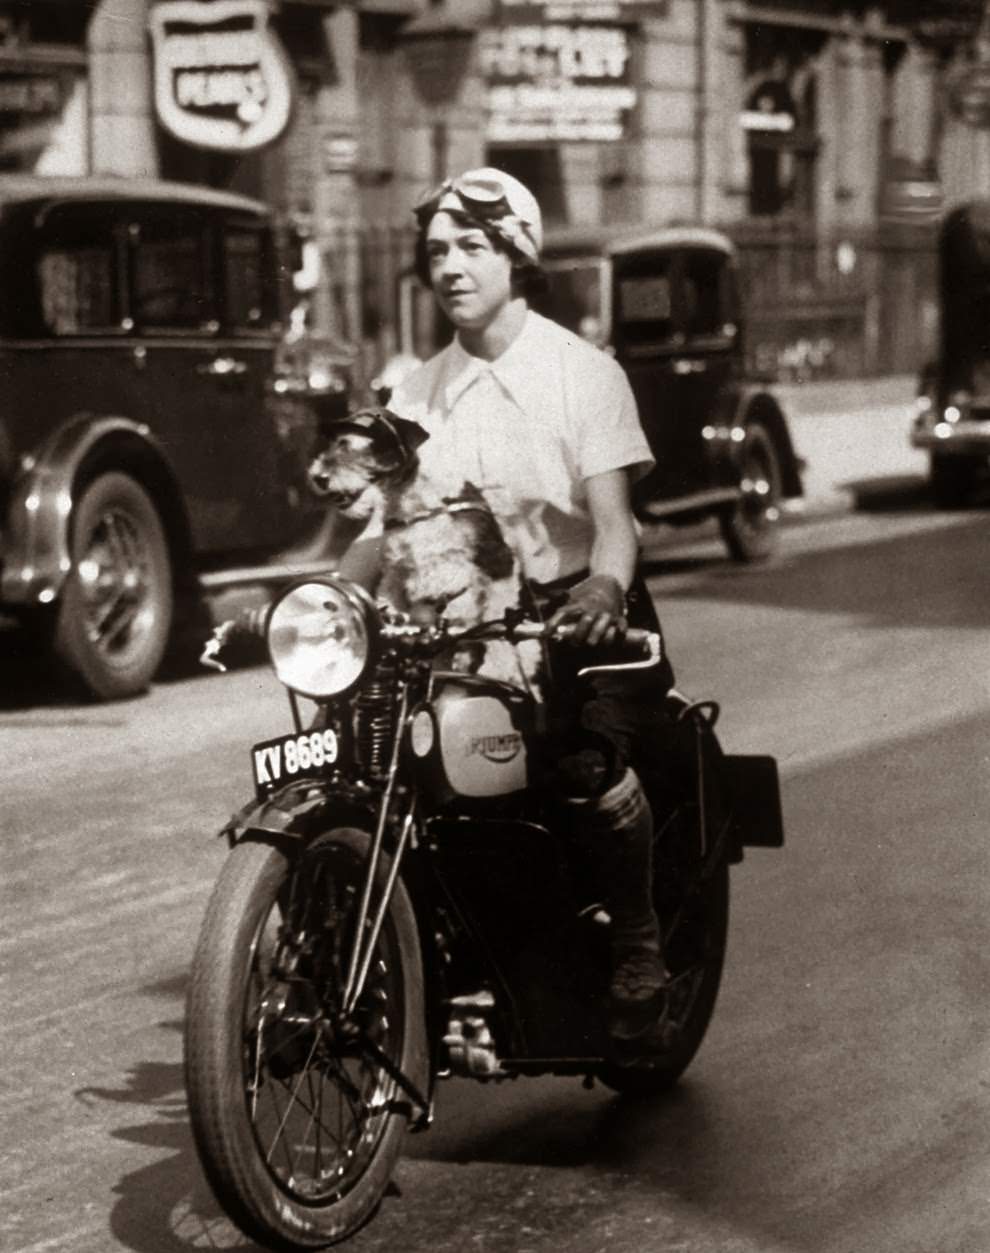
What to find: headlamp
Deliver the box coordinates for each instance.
[266,577,379,699]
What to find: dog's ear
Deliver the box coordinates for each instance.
[381,411,429,457]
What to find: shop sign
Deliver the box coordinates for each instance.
[481,24,635,143]
[740,79,796,134]
[496,0,667,22]
[149,0,295,153]
[0,72,65,119]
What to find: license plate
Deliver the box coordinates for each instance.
[251,728,340,798]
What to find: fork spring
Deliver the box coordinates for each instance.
[353,659,397,776]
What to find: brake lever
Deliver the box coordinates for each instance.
[199,621,235,672]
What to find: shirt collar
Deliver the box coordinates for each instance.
[442,310,540,413]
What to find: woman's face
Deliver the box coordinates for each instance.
[424,211,515,332]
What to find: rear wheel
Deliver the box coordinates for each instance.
[929,451,982,508]
[184,829,427,1249]
[719,422,783,562]
[596,807,729,1096]
[53,471,172,700]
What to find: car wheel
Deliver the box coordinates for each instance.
[718,422,783,562]
[53,471,173,700]
[929,451,981,509]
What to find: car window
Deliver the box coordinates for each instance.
[538,261,606,345]
[682,249,735,339]
[35,208,121,335]
[614,256,676,355]
[223,226,274,331]
[131,210,214,331]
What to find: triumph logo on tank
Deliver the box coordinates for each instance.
[149,0,295,152]
[468,732,523,763]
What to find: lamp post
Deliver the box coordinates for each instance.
[399,0,486,182]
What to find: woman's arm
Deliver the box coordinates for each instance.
[585,468,638,592]
[547,468,639,645]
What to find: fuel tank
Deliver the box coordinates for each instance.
[407,671,538,804]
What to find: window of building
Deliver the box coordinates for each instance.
[743,26,823,221]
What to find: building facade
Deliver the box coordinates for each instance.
[1,0,988,375]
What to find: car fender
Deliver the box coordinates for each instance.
[1,412,187,605]
[732,387,804,499]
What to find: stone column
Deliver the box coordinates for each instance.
[834,31,883,227]
[311,6,361,339]
[88,0,158,177]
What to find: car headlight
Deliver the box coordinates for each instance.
[266,577,378,699]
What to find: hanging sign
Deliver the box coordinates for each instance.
[496,0,667,21]
[149,0,295,152]
[481,24,635,142]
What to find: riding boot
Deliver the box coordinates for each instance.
[571,768,668,1044]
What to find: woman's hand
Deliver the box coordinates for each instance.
[547,573,627,647]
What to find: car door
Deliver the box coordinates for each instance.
[125,202,282,556]
[614,245,736,502]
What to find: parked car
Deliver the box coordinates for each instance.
[0,176,352,700]
[388,225,803,560]
[910,200,990,506]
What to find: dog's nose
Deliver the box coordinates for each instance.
[307,461,335,496]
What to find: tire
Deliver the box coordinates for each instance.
[596,811,729,1097]
[53,471,172,700]
[719,422,783,563]
[185,829,427,1250]
[929,451,980,509]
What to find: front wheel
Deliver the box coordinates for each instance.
[719,422,783,563]
[184,829,427,1249]
[53,471,173,700]
[596,811,729,1096]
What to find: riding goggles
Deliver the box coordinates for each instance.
[414,172,542,265]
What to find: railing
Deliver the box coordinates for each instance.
[311,219,938,389]
[727,220,939,381]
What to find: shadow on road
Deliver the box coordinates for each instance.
[844,473,931,512]
[663,506,989,631]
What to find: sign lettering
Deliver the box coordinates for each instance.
[482,24,635,143]
[149,0,295,153]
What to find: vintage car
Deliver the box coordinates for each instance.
[391,225,803,560]
[910,199,990,506]
[0,176,350,701]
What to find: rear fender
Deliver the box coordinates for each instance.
[722,754,784,849]
[1,413,186,605]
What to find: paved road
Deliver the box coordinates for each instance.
[3,498,989,1253]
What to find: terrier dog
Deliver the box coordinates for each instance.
[308,408,541,688]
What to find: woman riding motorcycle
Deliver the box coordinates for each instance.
[367,167,676,1048]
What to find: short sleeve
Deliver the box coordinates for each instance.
[570,347,654,483]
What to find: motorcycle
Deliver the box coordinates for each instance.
[184,575,783,1250]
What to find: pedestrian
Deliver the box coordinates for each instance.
[385,167,676,1048]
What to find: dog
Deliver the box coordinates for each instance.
[308,408,541,689]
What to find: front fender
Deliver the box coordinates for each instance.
[733,388,804,499]
[1,413,173,605]
[221,782,376,851]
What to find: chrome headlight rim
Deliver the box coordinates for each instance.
[265,575,381,700]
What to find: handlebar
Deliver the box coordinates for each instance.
[200,608,662,677]
[380,617,662,676]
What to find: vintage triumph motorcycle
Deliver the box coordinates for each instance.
[184,575,783,1250]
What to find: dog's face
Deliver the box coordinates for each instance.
[308,410,428,523]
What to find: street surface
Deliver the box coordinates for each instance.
[3,490,989,1253]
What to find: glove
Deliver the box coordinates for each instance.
[547,574,627,647]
